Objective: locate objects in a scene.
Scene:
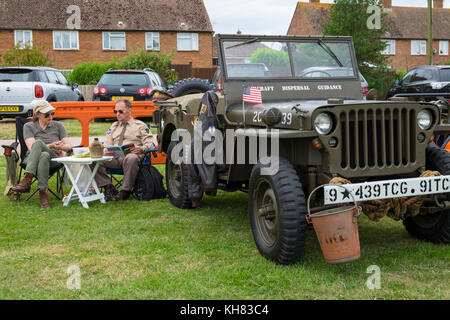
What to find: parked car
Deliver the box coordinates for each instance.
[0,66,83,119]
[386,65,450,102]
[93,68,166,102]
[299,67,369,98]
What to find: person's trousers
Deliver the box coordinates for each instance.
[23,140,60,190]
[92,153,141,191]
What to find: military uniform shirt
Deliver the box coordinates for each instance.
[105,118,155,152]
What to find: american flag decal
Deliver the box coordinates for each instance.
[242,86,262,104]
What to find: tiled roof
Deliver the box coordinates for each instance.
[288,2,450,40]
[0,0,213,32]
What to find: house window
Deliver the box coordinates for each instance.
[411,40,427,55]
[53,31,79,50]
[177,33,198,51]
[382,39,396,55]
[14,30,32,48]
[103,32,126,50]
[439,41,449,55]
[146,32,160,51]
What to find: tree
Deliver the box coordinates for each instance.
[322,0,392,96]
[1,42,52,67]
[250,48,289,67]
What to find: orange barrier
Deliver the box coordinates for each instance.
[51,101,166,165]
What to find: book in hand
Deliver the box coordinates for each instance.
[106,143,135,157]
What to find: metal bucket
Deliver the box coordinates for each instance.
[307,185,361,264]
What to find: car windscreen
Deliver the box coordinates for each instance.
[440,69,450,82]
[222,39,356,79]
[99,73,148,86]
[0,69,33,81]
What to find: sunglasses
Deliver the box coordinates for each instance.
[44,112,55,118]
[113,110,125,114]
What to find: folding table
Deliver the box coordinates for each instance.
[52,156,113,208]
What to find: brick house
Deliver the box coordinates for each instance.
[287,0,450,72]
[0,0,214,73]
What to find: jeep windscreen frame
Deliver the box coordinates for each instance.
[220,36,358,81]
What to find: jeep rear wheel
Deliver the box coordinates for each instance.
[166,141,192,209]
[249,157,307,265]
[403,143,450,243]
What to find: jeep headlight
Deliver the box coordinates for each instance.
[314,113,333,135]
[417,110,432,130]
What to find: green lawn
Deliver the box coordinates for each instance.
[0,158,448,300]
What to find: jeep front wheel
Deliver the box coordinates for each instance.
[248,157,307,265]
[403,143,450,243]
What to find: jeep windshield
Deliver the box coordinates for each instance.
[222,39,356,79]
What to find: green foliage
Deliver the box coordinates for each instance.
[119,48,178,85]
[68,61,120,85]
[323,0,391,96]
[395,70,406,81]
[68,49,178,85]
[445,60,450,65]
[250,48,289,67]
[0,42,51,67]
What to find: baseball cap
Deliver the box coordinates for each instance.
[32,100,55,115]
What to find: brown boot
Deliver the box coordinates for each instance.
[103,184,119,202]
[191,198,201,209]
[12,172,34,193]
[118,190,131,201]
[39,189,51,209]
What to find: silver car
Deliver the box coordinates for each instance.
[0,66,83,119]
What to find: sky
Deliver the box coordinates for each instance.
[203,0,450,35]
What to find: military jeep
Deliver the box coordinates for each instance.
[154,34,450,265]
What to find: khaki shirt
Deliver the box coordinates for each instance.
[105,118,155,152]
[23,120,68,157]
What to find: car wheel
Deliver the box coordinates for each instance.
[248,157,307,265]
[403,143,450,243]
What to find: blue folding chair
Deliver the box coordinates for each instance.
[106,148,158,189]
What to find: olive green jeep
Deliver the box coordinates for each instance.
[154,34,450,265]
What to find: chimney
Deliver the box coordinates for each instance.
[310,0,320,3]
[434,0,443,8]
[381,0,392,9]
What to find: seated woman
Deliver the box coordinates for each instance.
[12,101,72,209]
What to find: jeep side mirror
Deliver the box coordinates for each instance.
[394,80,399,86]
[72,83,79,90]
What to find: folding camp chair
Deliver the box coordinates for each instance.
[14,117,65,201]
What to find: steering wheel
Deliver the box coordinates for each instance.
[301,70,332,77]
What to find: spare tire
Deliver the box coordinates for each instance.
[169,78,213,97]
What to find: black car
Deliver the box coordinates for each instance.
[93,68,165,102]
[386,65,450,102]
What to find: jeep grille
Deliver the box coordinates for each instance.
[340,107,417,170]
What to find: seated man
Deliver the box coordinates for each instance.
[94,99,155,201]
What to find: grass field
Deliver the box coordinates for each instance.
[0,154,448,300]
